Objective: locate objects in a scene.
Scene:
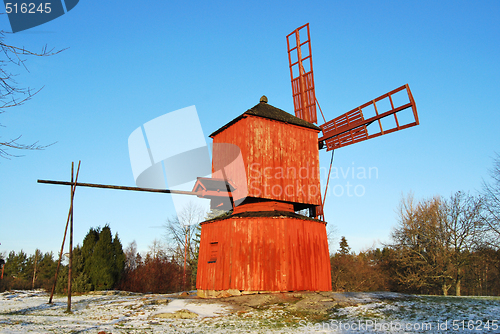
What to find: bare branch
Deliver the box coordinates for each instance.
[0,135,56,159]
[0,30,64,159]
[481,153,500,248]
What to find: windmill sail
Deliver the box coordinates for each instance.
[287,23,317,124]
[319,84,419,151]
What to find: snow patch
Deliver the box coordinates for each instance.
[153,299,229,318]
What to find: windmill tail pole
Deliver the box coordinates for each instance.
[37,180,200,196]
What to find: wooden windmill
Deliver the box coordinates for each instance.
[196,23,419,297]
[37,23,419,298]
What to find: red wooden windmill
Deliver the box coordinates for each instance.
[196,23,419,297]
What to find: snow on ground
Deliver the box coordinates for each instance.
[152,298,228,318]
[0,290,235,333]
[326,294,500,333]
[0,290,499,333]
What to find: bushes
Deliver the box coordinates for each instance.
[330,238,389,292]
[117,252,185,293]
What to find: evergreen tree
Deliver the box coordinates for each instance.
[112,233,126,284]
[71,246,91,293]
[90,225,115,290]
[5,250,29,280]
[37,252,57,284]
[55,265,68,294]
[81,227,99,279]
[339,236,351,255]
[78,225,125,291]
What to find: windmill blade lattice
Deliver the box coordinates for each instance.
[319,84,419,151]
[287,23,317,124]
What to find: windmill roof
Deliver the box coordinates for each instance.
[209,99,321,138]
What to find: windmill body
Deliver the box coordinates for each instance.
[196,99,331,297]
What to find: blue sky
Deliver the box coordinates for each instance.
[1,0,499,256]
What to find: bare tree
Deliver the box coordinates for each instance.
[482,153,500,248]
[31,249,40,290]
[148,239,166,259]
[164,202,206,289]
[391,192,484,295]
[0,30,63,159]
[391,194,454,295]
[123,240,138,271]
[443,191,483,295]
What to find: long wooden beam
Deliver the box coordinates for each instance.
[37,179,199,196]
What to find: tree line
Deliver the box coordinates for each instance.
[0,218,202,294]
[331,154,500,296]
[0,225,127,293]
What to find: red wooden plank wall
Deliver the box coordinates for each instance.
[211,115,322,206]
[197,216,332,292]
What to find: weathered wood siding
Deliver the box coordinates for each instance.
[196,216,332,292]
[211,115,321,206]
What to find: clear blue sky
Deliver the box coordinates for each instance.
[1,0,499,256]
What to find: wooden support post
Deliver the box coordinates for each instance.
[67,162,74,313]
[183,231,187,289]
[48,161,80,304]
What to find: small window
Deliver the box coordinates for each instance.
[208,242,218,263]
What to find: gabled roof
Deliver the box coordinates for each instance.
[209,98,321,138]
[192,177,236,193]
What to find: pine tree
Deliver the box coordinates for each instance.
[112,233,126,284]
[339,236,351,255]
[5,250,29,280]
[81,227,99,285]
[90,225,115,290]
[37,252,57,284]
[78,225,125,291]
[71,246,91,293]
